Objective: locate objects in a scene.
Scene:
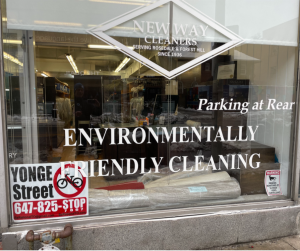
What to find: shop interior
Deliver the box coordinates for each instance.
[4,30,297,214]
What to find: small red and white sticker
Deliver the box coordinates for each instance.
[265,170,282,196]
[10,162,88,222]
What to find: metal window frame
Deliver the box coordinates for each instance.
[0,0,300,231]
[290,0,300,203]
[0,0,11,230]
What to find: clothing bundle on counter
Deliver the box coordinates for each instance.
[138,162,212,184]
[144,170,229,188]
[89,163,241,214]
[89,178,241,213]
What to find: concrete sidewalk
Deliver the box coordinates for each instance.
[211,235,300,250]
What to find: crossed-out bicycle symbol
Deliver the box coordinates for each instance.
[57,173,83,189]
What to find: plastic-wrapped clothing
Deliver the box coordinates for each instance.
[144,163,212,186]
[138,162,210,184]
[147,178,241,207]
[145,171,230,188]
[137,173,167,184]
[89,189,148,213]
[56,97,72,124]
[89,177,241,214]
[89,189,111,211]
[130,97,144,117]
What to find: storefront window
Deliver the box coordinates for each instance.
[3,0,299,222]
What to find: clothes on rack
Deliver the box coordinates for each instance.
[130,96,144,118]
[56,97,72,125]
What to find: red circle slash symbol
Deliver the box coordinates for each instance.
[53,164,86,198]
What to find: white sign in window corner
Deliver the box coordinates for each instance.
[10,162,89,222]
[265,170,282,196]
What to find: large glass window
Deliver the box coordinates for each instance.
[3,0,299,222]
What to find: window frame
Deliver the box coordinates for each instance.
[0,0,300,230]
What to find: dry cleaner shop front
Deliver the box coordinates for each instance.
[1,0,300,249]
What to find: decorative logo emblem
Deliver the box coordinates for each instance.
[88,0,244,79]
